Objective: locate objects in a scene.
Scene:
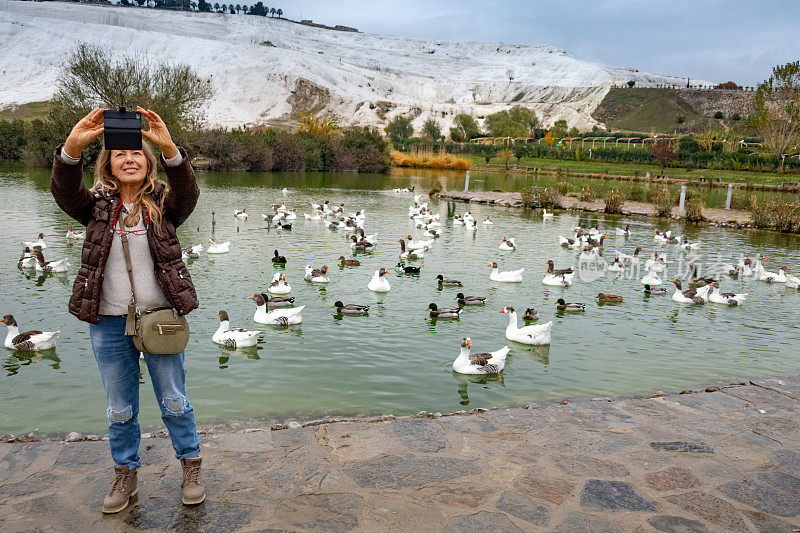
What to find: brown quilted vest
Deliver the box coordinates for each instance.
[50,146,200,324]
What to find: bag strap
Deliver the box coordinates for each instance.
[119,231,139,335]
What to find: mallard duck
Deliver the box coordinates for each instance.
[556,299,585,311]
[272,250,287,264]
[249,293,295,309]
[207,240,230,254]
[488,262,524,282]
[368,268,391,292]
[396,262,421,274]
[339,256,360,266]
[33,249,68,273]
[453,337,510,374]
[234,209,248,220]
[1,314,59,351]
[66,224,85,240]
[332,301,369,315]
[18,247,36,269]
[597,293,624,302]
[644,284,667,295]
[22,233,46,250]
[212,310,260,348]
[708,283,747,305]
[522,308,539,321]
[454,292,485,305]
[436,274,462,287]
[268,272,292,295]
[427,303,461,318]
[500,307,552,345]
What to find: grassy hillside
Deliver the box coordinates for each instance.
[0,101,53,122]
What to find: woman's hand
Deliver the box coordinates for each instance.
[139,107,178,159]
[64,107,106,159]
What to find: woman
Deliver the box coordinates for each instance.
[51,107,204,514]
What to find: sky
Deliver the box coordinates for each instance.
[279,0,800,86]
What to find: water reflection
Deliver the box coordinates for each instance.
[3,350,61,376]
[452,372,504,406]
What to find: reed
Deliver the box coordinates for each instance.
[390,148,471,170]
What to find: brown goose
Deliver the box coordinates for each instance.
[1,314,60,351]
[687,262,716,287]
[250,293,295,308]
[545,260,573,277]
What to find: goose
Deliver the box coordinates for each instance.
[436,274,463,287]
[267,272,292,295]
[760,266,790,283]
[631,247,644,265]
[339,256,360,266]
[559,235,578,247]
[751,254,767,278]
[522,308,539,321]
[597,293,624,302]
[368,268,391,292]
[66,224,85,240]
[580,246,599,262]
[488,262,524,283]
[405,235,434,251]
[207,240,230,254]
[427,303,461,318]
[17,247,37,269]
[282,210,297,220]
[33,249,69,273]
[254,304,305,326]
[248,293,295,309]
[1,315,59,351]
[454,293,485,305]
[304,212,322,220]
[181,244,203,260]
[616,224,630,236]
[687,262,716,287]
[607,256,625,273]
[234,209,248,220]
[645,253,667,273]
[350,235,375,250]
[452,337,510,375]
[644,284,667,295]
[640,266,662,286]
[680,238,700,251]
[614,249,635,265]
[543,260,574,286]
[398,239,423,260]
[556,299,585,311]
[708,283,747,305]
[356,228,378,245]
[654,229,668,243]
[212,310,261,348]
[22,233,47,250]
[586,235,606,248]
[272,250,287,264]
[542,208,554,220]
[396,262,421,274]
[332,301,369,315]
[482,217,494,225]
[422,226,440,239]
[499,237,517,251]
[732,258,754,277]
[282,187,289,194]
[452,215,464,225]
[669,279,709,304]
[304,265,330,283]
[327,220,343,229]
[785,274,800,290]
[500,307,552,345]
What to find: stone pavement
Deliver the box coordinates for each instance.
[2,377,800,532]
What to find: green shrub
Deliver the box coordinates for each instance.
[537,187,560,208]
[554,181,572,195]
[684,197,706,222]
[626,184,647,202]
[749,200,800,232]
[604,189,624,214]
[579,186,594,202]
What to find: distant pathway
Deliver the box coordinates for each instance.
[2,377,800,531]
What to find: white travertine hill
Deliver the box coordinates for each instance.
[0,1,710,132]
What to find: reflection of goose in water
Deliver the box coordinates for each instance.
[3,350,62,377]
[451,372,503,406]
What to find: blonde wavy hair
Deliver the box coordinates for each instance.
[93,142,165,234]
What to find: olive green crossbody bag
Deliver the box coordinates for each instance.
[119,232,190,355]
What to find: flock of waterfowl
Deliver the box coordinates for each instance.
[7,190,799,379]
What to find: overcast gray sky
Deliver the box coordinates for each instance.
[282,0,800,85]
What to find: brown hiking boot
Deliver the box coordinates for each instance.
[181,457,205,505]
[102,465,138,514]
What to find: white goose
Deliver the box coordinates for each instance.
[33,249,69,273]
[760,267,790,283]
[368,268,391,292]
[669,279,712,303]
[304,212,322,221]
[452,337,510,375]
[234,209,248,220]
[267,272,292,295]
[207,240,230,254]
[405,235,434,251]
[22,233,47,250]
[640,265,663,286]
[499,237,517,251]
[708,283,747,305]
[543,260,574,286]
[785,274,800,290]
[18,247,37,269]
[304,265,331,283]
[500,307,552,345]
[488,262,524,282]
[482,217,494,225]
[255,305,305,326]
[542,208,554,220]
[66,224,85,240]
[1,314,59,351]
[212,310,261,348]
[398,239,424,259]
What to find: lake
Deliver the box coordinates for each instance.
[1,164,799,435]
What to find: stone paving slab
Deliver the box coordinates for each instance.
[3,379,800,531]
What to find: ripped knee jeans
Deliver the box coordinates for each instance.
[90,315,200,469]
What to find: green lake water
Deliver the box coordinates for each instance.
[1,165,799,435]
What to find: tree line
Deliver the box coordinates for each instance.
[102,0,283,17]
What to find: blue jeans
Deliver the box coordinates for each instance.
[89,315,200,469]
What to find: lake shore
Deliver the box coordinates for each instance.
[2,375,800,530]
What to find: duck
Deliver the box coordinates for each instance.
[254,304,305,325]
[522,308,539,321]
[541,208,554,220]
[436,274,463,287]
[616,224,630,236]
[207,240,230,254]
[597,293,624,303]
[607,256,625,273]
[556,299,585,311]
[350,235,375,250]
[234,209,248,220]
[708,283,747,305]
[212,310,261,348]
[500,307,552,345]
[687,262,716,287]
[644,284,667,295]
[454,292,486,306]
[66,224,85,240]
[482,217,494,225]
[33,249,69,273]
[181,244,203,260]
[267,272,292,295]
[452,337,510,375]
[398,239,424,259]
[499,237,517,251]
[272,250,287,264]
[669,279,710,304]
[396,262,421,274]
[22,233,47,250]
[1,314,60,351]
[279,221,292,230]
[304,212,322,221]
[332,301,369,315]
[543,260,574,286]
[488,262,524,283]
[640,266,663,286]
[427,303,461,318]
[17,247,37,269]
[368,268,391,292]
[304,265,330,283]
[249,293,295,309]
[339,256,360,266]
[760,266,790,283]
